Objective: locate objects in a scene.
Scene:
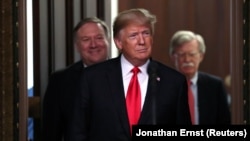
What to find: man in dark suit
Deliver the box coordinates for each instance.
[42,17,110,141]
[70,8,191,141]
[169,30,231,124]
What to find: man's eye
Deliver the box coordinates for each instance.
[190,53,196,57]
[129,34,137,39]
[143,32,150,37]
[81,38,89,42]
[96,36,104,40]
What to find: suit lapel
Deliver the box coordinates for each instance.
[197,73,208,124]
[140,60,159,124]
[139,82,154,124]
[106,58,131,136]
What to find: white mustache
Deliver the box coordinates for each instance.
[182,62,194,67]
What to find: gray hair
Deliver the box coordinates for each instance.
[169,30,206,55]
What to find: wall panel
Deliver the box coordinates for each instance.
[119,0,244,124]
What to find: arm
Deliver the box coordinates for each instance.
[176,79,192,125]
[69,72,90,141]
[217,80,231,124]
[42,73,63,141]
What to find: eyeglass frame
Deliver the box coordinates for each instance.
[173,51,202,59]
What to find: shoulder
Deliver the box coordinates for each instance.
[83,57,119,73]
[197,72,226,88]
[49,61,83,80]
[149,60,187,93]
[198,71,223,83]
[153,60,185,77]
[64,60,84,72]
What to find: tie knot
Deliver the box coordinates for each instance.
[131,67,140,74]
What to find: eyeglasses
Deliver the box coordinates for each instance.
[174,52,200,59]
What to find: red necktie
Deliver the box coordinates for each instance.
[126,67,141,134]
[188,80,195,124]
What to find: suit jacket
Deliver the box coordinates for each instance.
[197,72,231,124]
[42,60,84,141]
[70,56,191,141]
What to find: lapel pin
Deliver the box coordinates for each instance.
[156,77,160,81]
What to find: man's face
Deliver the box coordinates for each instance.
[171,39,204,79]
[114,24,153,66]
[75,22,109,66]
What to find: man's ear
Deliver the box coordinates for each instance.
[199,53,205,62]
[114,38,122,50]
[74,42,80,52]
[170,54,175,62]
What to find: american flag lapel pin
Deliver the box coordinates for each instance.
[156,77,160,82]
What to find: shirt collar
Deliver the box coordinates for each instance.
[120,54,149,75]
[190,72,198,85]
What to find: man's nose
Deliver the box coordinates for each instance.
[138,34,145,44]
[90,39,97,47]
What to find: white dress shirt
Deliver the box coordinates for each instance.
[190,72,199,125]
[120,54,149,109]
